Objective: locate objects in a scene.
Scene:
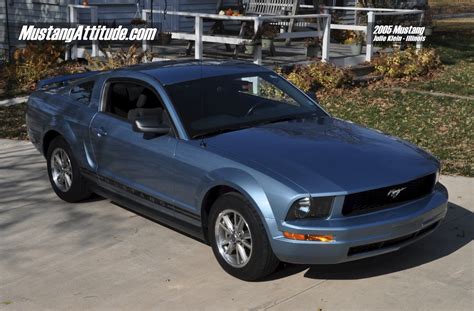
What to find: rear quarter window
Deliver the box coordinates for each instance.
[70,81,95,105]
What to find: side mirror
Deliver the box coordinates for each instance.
[133,116,170,135]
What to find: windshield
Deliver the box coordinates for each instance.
[164,72,327,138]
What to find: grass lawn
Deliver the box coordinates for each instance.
[0,103,27,140]
[429,1,474,15]
[407,18,474,96]
[0,67,29,101]
[318,88,473,176]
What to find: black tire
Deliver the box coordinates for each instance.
[208,192,279,281]
[46,136,92,203]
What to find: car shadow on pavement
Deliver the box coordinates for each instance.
[265,202,472,281]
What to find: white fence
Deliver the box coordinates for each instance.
[320,6,424,62]
[66,4,99,60]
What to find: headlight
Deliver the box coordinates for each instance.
[435,168,440,184]
[286,196,334,220]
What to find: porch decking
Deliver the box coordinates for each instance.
[137,40,380,68]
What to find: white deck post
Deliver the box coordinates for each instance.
[416,12,424,50]
[91,6,98,57]
[366,11,375,62]
[142,10,149,52]
[253,17,262,65]
[253,45,262,65]
[321,14,330,62]
[68,5,79,60]
[195,16,203,60]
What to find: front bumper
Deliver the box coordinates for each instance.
[268,184,448,264]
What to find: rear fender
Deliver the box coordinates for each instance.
[42,116,90,169]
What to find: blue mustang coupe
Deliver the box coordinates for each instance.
[26,60,448,280]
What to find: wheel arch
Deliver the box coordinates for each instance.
[201,185,239,241]
[41,121,85,168]
[42,130,63,156]
[199,168,276,242]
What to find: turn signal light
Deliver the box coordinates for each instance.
[283,231,334,242]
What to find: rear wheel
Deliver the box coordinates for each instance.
[208,192,279,281]
[46,137,91,202]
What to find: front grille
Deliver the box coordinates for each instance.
[342,173,437,217]
[347,221,439,256]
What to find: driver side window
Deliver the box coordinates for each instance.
[104,81,173,129]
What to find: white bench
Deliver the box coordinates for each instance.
[142,10,331,65]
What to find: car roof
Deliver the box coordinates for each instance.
[120,60,271,85]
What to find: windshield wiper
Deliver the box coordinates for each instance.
[260,111,321,126]
[192,125,252,139]
[192,112,321,139]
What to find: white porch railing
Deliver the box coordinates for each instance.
[142,9,331,65]
[66,4,99,60]
[319,6,424,62]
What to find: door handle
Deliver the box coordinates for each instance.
[93,127,107,137]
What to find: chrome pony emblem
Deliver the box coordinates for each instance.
[387,187,406,199]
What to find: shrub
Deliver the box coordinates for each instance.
[373,48,442,78]
[5,42,86,93]
[343,31,364,45]
[6,42,66,91]
[5,43,152,94]
[85,44,152,71]
[278,62,352,91]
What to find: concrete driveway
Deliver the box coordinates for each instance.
[0,139,472,310]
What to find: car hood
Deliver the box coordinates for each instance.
[204,116,438,194]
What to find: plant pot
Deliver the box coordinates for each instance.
[131,19,146,26]
[306,45,320,57]
[424,27,433,36]
[350,43,362,55]
[392,41,402,51]
[154,46,167,54]
[158,33,172,45]
[261,38,274,50]
[245,44,255,55]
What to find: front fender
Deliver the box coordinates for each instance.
[196,166,305,240]
[199,167,276,221]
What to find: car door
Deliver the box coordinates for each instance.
[89,79,180,218]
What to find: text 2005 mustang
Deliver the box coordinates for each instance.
[26,60,448,280]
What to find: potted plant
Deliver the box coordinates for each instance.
[392,41,402,51]
[242,24,257,55]
[260,24,279,51]
[130,18,146,26]
[158,32,172,45]
[343,31,364,55]
[305,37,321,57]
[245,42,257,55]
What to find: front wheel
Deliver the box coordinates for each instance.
[208,193,279,281]
[46,136,92,202]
